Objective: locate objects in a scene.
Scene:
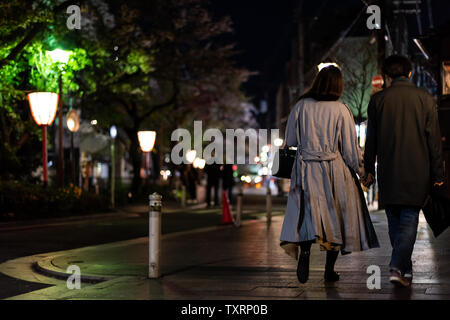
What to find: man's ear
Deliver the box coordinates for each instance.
[384,75,392,87]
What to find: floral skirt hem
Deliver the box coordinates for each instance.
[280,238,349,260]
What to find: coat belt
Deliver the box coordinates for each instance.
[295,149,339,190]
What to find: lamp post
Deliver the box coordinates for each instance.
[110,126,118,209]
[138,131,157,194]
[47,49,71,188]
[27,92,59,187]
[66,110,80,185]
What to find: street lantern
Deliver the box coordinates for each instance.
[138,131,157,192]
[46,48,72,188]
[28,92,59,187]
[66,110,80,133]
[66,110,80,185]
[46,49,71,65]
[28,92,59,125]
[67,118,76,132]
[138,131,156,152]
[185,150,197,164]
[110,125,118,209]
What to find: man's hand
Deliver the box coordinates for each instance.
[361,173,375,188]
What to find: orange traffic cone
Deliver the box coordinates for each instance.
[221,191,234,224]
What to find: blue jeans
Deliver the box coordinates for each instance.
[385,205,421,275]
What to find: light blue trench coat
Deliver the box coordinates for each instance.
[280,98,379,258]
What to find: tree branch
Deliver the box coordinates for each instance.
[15,132,29,151]
[0,23,46,69]
[140,82,179,120]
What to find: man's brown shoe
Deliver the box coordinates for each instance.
[389,270,411,287]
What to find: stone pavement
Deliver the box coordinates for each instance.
[1,211,450,300]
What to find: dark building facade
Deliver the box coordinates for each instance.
[420,25,450,198]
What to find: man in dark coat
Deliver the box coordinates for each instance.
[362,55,445,287]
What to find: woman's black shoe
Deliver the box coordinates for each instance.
[324,271,340,282]
[297,251,310,284]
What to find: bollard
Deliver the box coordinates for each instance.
[235,185,243,227]
[149,193,162,278]
[266,185,272,224]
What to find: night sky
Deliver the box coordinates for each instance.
[209,0,371,103]
[209,0,450,103]
[209,0,297,103]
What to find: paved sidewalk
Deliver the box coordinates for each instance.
[1,211,450,300]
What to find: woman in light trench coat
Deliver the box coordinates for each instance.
[280,66,379,284]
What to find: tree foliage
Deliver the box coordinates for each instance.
[74,0,253,191]
[0,0,92,180]
[334,37,377,123]
[0,0,253,188]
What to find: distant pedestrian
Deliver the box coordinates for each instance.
[205,163,221,207]
[184,164,199,204]
[362,55,445,287]
[280,65,379,284]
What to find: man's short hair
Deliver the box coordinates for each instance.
[382,55,413,79]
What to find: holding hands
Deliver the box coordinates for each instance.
[360,174,444,188]
[361,173,375,188]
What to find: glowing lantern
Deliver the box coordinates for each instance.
[66,110,80,133]
[138,131,156,152]
[46,49,71,65]
[138,131,156,187]
[185,150,197,164]
[27,92,59,187]
[28,92,59,126]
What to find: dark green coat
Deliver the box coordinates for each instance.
[364,77,445,207]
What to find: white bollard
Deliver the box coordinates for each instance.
[149,193,162,278]
[266,185,272,224]
[235,186,243,227]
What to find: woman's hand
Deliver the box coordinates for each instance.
[361,173,375,188]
